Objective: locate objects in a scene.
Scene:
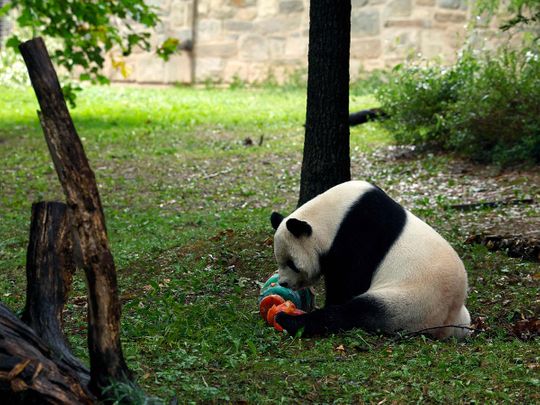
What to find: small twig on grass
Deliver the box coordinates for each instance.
[449,198,534,211]
[203,168,233,179]
[392,324,478,342]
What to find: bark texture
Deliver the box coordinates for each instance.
[0,303,94,404]
[19,37,132,395]
[21,201,89,385]
[298,0,352,206]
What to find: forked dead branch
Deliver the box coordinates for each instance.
[0,37,139,402]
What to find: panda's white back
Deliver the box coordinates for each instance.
[283,180,470,338]
[370,210,466,287]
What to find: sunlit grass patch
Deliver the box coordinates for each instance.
[0,85,538,403]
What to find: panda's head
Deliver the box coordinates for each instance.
[270,212,322,290]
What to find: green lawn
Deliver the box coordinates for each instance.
[0,85,538,403]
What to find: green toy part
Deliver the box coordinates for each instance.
[258,273,315,313]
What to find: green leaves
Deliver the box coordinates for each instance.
[5,35,21,50]
[474,0,540,34]
[500,10,540,33]
[157,38,180,62]
[376,47,540,166]
[0,2,12,17]
[6,0,179,105]
[62,83,82,109]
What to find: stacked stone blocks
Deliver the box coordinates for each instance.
[106,0,471,84]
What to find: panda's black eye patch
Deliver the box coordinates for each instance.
[286,260,300,273]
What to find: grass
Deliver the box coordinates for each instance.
[0,85,538,403]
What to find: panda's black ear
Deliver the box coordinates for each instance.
[286,218,312,238]
[270,212,284,230]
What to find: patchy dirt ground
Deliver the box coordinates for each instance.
[1,85,537,403]
[96,139,539,261]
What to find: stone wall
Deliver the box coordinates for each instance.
[106,0,471,84]
[0,0,10,46]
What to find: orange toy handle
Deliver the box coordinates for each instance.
[267,301,306,331]
[259,294,286,323]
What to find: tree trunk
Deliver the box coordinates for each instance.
[0,303,94,404]
[298,0,351,207]
[22,201,90,385]
[19,37,133,396]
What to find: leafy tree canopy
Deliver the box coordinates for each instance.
[0,0,179,104]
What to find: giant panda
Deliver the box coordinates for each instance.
[270,180,471,339]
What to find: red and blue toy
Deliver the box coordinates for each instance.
[258,273,315,331]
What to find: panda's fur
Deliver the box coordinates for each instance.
[271,180,471,339]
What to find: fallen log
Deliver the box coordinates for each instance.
[19,37,133,396]
[349,108,388,126]
[465,233,540,262]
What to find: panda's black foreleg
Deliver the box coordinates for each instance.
[275,295,388,337]
[275,305,346,337]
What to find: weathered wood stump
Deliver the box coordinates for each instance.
[22,201,90,384]
[0,201,94,403]
[5,36,135,399]
[0,303,95,404]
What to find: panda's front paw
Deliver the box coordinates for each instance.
[275,312,306,337]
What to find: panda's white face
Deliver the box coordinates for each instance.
[274,229,321,290]
[271,181,374,290]
[271,214,323,290]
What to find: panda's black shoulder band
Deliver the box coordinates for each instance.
[322,187,407,304]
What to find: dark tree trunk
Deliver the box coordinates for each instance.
[21,201,90,385]
[298,0,351,207]
[0,303,95,404]
[19,37,133,396]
